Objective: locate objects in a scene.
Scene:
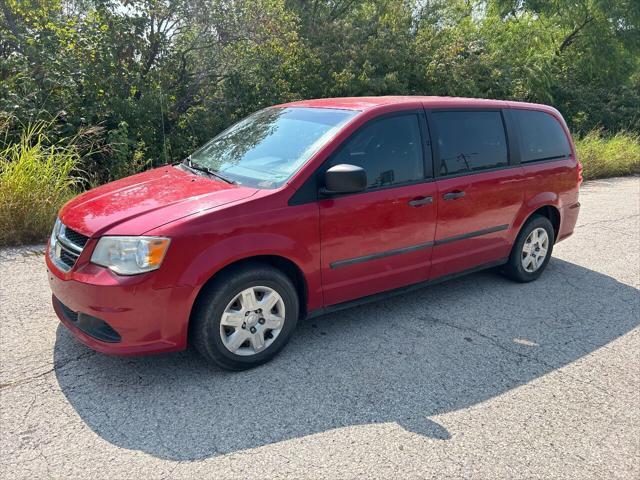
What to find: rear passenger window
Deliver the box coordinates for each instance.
[330,114,425,189]
[433,111,508,176]
[513,109,571,162]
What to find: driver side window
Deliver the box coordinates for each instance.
[329,113,426,189]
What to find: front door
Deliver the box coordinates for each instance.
[319,111,438,306]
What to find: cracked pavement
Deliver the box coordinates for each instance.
[1,177,639,479]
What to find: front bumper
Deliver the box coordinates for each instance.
[47,253,194,356]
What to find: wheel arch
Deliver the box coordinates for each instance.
[526,205,561,242]
[187,254,309,343]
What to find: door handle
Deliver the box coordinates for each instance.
[408,196,433,207]
[442,190,465,200]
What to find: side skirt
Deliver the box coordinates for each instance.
[306,258,509,320]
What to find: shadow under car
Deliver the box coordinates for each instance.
[53,259,639,460]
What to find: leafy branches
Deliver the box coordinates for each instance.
[0,0,638,184]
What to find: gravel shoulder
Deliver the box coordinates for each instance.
[1,177,639,479]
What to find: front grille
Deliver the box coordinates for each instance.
[63,227,89,248]
[50,221,90,272]
[58,246,80,268]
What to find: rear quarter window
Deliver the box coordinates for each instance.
[513,109,571,163]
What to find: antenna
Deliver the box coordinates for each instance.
[159,88,168,165]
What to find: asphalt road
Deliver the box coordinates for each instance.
[1,177,639,479]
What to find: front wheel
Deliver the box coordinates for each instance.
[502,215,555,283]
[191,263,299,370]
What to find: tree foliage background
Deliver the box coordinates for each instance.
[1,0,639,183]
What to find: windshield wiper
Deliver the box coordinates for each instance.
[181,157,236,184]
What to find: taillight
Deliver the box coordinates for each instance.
[577,161,584,185]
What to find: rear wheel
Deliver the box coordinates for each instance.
[191,263,299,370]
[502,215,555,283]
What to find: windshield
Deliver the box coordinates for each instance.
[188,107,358,188]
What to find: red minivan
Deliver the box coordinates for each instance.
[47,96,582,370]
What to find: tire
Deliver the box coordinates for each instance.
[191,263,299,370]
[502,215,555,283]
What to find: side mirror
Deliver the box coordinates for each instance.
[320,164,367,195]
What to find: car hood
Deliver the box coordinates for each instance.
[59,166,258,236]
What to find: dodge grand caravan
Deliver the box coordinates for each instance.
[47,96,582,370]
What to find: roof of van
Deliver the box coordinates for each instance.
[278,96,555,113]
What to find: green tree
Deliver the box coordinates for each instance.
[1,0,638,184]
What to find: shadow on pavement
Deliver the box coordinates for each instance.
[54,259,639,460]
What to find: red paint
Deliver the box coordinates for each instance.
[319,181,438,305]
[432,167,525,279]
[47,96,581,355]
[59,166,258,236]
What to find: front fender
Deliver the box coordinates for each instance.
[150,200,322,326]
[183,232,312,287]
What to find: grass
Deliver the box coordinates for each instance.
[575,130,640,180]
[0,122,82,246]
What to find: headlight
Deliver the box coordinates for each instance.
[50,218,62,249]
[91,236,171,275]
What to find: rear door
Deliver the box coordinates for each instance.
[319,111,438,306]
[428,109,525,279]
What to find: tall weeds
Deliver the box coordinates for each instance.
[575,130,640,180]
[0,121,82,246]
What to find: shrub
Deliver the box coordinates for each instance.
[0,122,82,246]
[575,130,640,180]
